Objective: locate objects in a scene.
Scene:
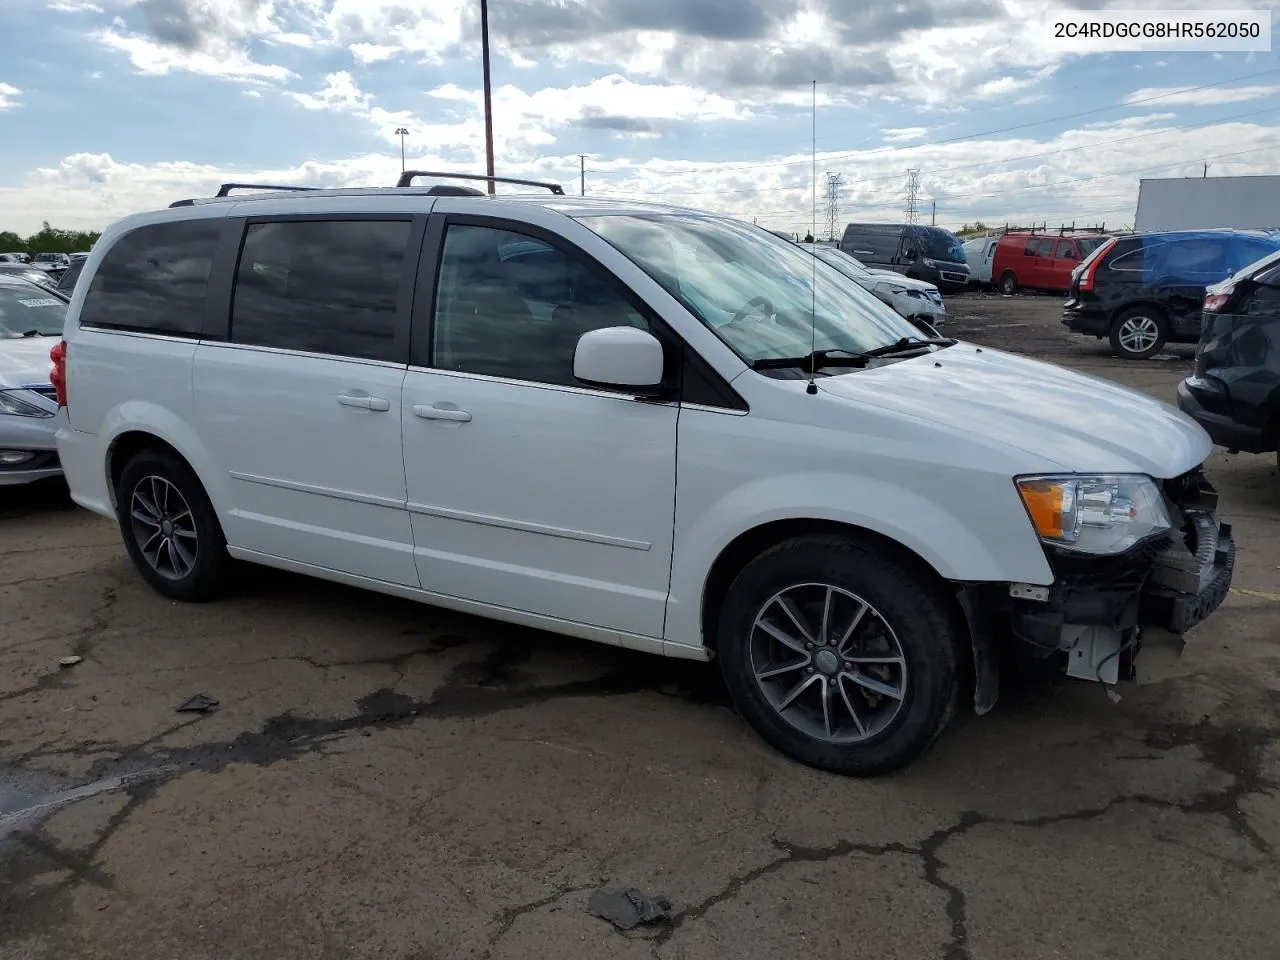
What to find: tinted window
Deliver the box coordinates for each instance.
[230,219,412,362]
[56,258,84,292]
[1108,243,1151,272]
[1056,241,1081,261]
[80,220,220,335]
[433,224,648,386]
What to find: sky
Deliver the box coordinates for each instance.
[0,0,1277,237]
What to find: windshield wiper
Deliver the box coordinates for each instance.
[750,338,955,371]
[21,329,45,337]
[750,349,868,371]
[858,336,955,358]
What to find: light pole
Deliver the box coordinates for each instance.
[579,154,586,196]
[395,127,409,173]
[480,0,495,194]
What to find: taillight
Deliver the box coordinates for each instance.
[1078,238,1116,292]
[1203,285,1234,313]
[49,339,67,408]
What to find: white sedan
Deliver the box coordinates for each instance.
[808,244,946,333]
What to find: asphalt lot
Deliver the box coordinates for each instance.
[4,293,1280,960]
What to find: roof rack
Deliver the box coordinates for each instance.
[395,170,565,195]
[215,183,322,198]
[169,183,324,208]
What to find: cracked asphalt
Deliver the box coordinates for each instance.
[4,294,1280,960]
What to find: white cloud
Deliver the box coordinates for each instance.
[97,28,294,82]
[881,127,928,143]
[47,0,103,10]
[1123,84,1280,107]
[349,43,399,64]
[8,114,1280,238]
[290,71,371,111]
[0,83,21,111]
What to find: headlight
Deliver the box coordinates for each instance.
[921,257,937,267]
[0,389,54,418]
[879,284,909,296]
[1016,474,1171,555]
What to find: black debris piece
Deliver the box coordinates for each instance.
[177,694,220,713]
[586,887,673,931]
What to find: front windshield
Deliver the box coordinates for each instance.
[580,214,919,363]
[813,247,871,278]
[915,228,965,263]
[0,283,67,338]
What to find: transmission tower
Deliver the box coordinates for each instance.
[904,168,921,224]
[823,172,844,241]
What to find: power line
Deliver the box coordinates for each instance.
[735,141,1279,220]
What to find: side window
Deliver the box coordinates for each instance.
[1056,241,1081,261]
[432,223,648,387]
[1108,244,1150,272]
[230,219,412,362]
[1023,239,1038,256]
[79,219,220,335]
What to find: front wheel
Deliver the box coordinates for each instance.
[116,449,233,602]
[1109,308,1168,360]
[716,535,959,777]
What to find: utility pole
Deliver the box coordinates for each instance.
[1203,162,1209,178]
[823,172,843,241]
[931,199,936,226]
[905,169,921,225]
[579,154,586,196]
[395,127,408,173]
[479,0,496,194]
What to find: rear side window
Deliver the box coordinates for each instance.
[79,220,221,336]
[229,219,413,363]
[1108,242,1152,272]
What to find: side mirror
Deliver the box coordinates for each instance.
[574,327,665,391]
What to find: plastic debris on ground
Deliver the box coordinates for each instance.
[58,656,83,668]
[586,887,673,930]
[177,694,219,713]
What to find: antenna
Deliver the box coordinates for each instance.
[808,80,818,395]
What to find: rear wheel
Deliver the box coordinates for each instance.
[1000,271,1018,295]
[1109,308,1167,360]
[716,535,959,777]
[116,449,232,602]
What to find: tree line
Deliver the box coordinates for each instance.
[0,222,102,256]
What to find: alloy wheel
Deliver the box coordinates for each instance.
[1117,315,1160,354]
[748,583,908,744]
[129,475,199,580]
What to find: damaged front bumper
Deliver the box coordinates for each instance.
[963,467,1234,704]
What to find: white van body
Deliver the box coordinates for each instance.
[52,183,1233,776]
[964,236,999,286]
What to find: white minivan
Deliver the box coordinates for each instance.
[52,175,1234,776]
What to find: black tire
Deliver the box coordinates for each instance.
[1108,307,1168,360]
[999,271,1018,295]
[717,535,959,777]
[116,448,232,602]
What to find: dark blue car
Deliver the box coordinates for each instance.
[1061,228,1280,359]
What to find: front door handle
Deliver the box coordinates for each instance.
[413,404,472,423]
[337,393,391,412]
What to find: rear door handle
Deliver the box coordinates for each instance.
[413,404,472,423]
[337,393,391,412]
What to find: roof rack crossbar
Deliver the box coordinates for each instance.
[214,183,323,198]
[396,170,565,195]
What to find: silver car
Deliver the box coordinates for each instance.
[0,274,66,485]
